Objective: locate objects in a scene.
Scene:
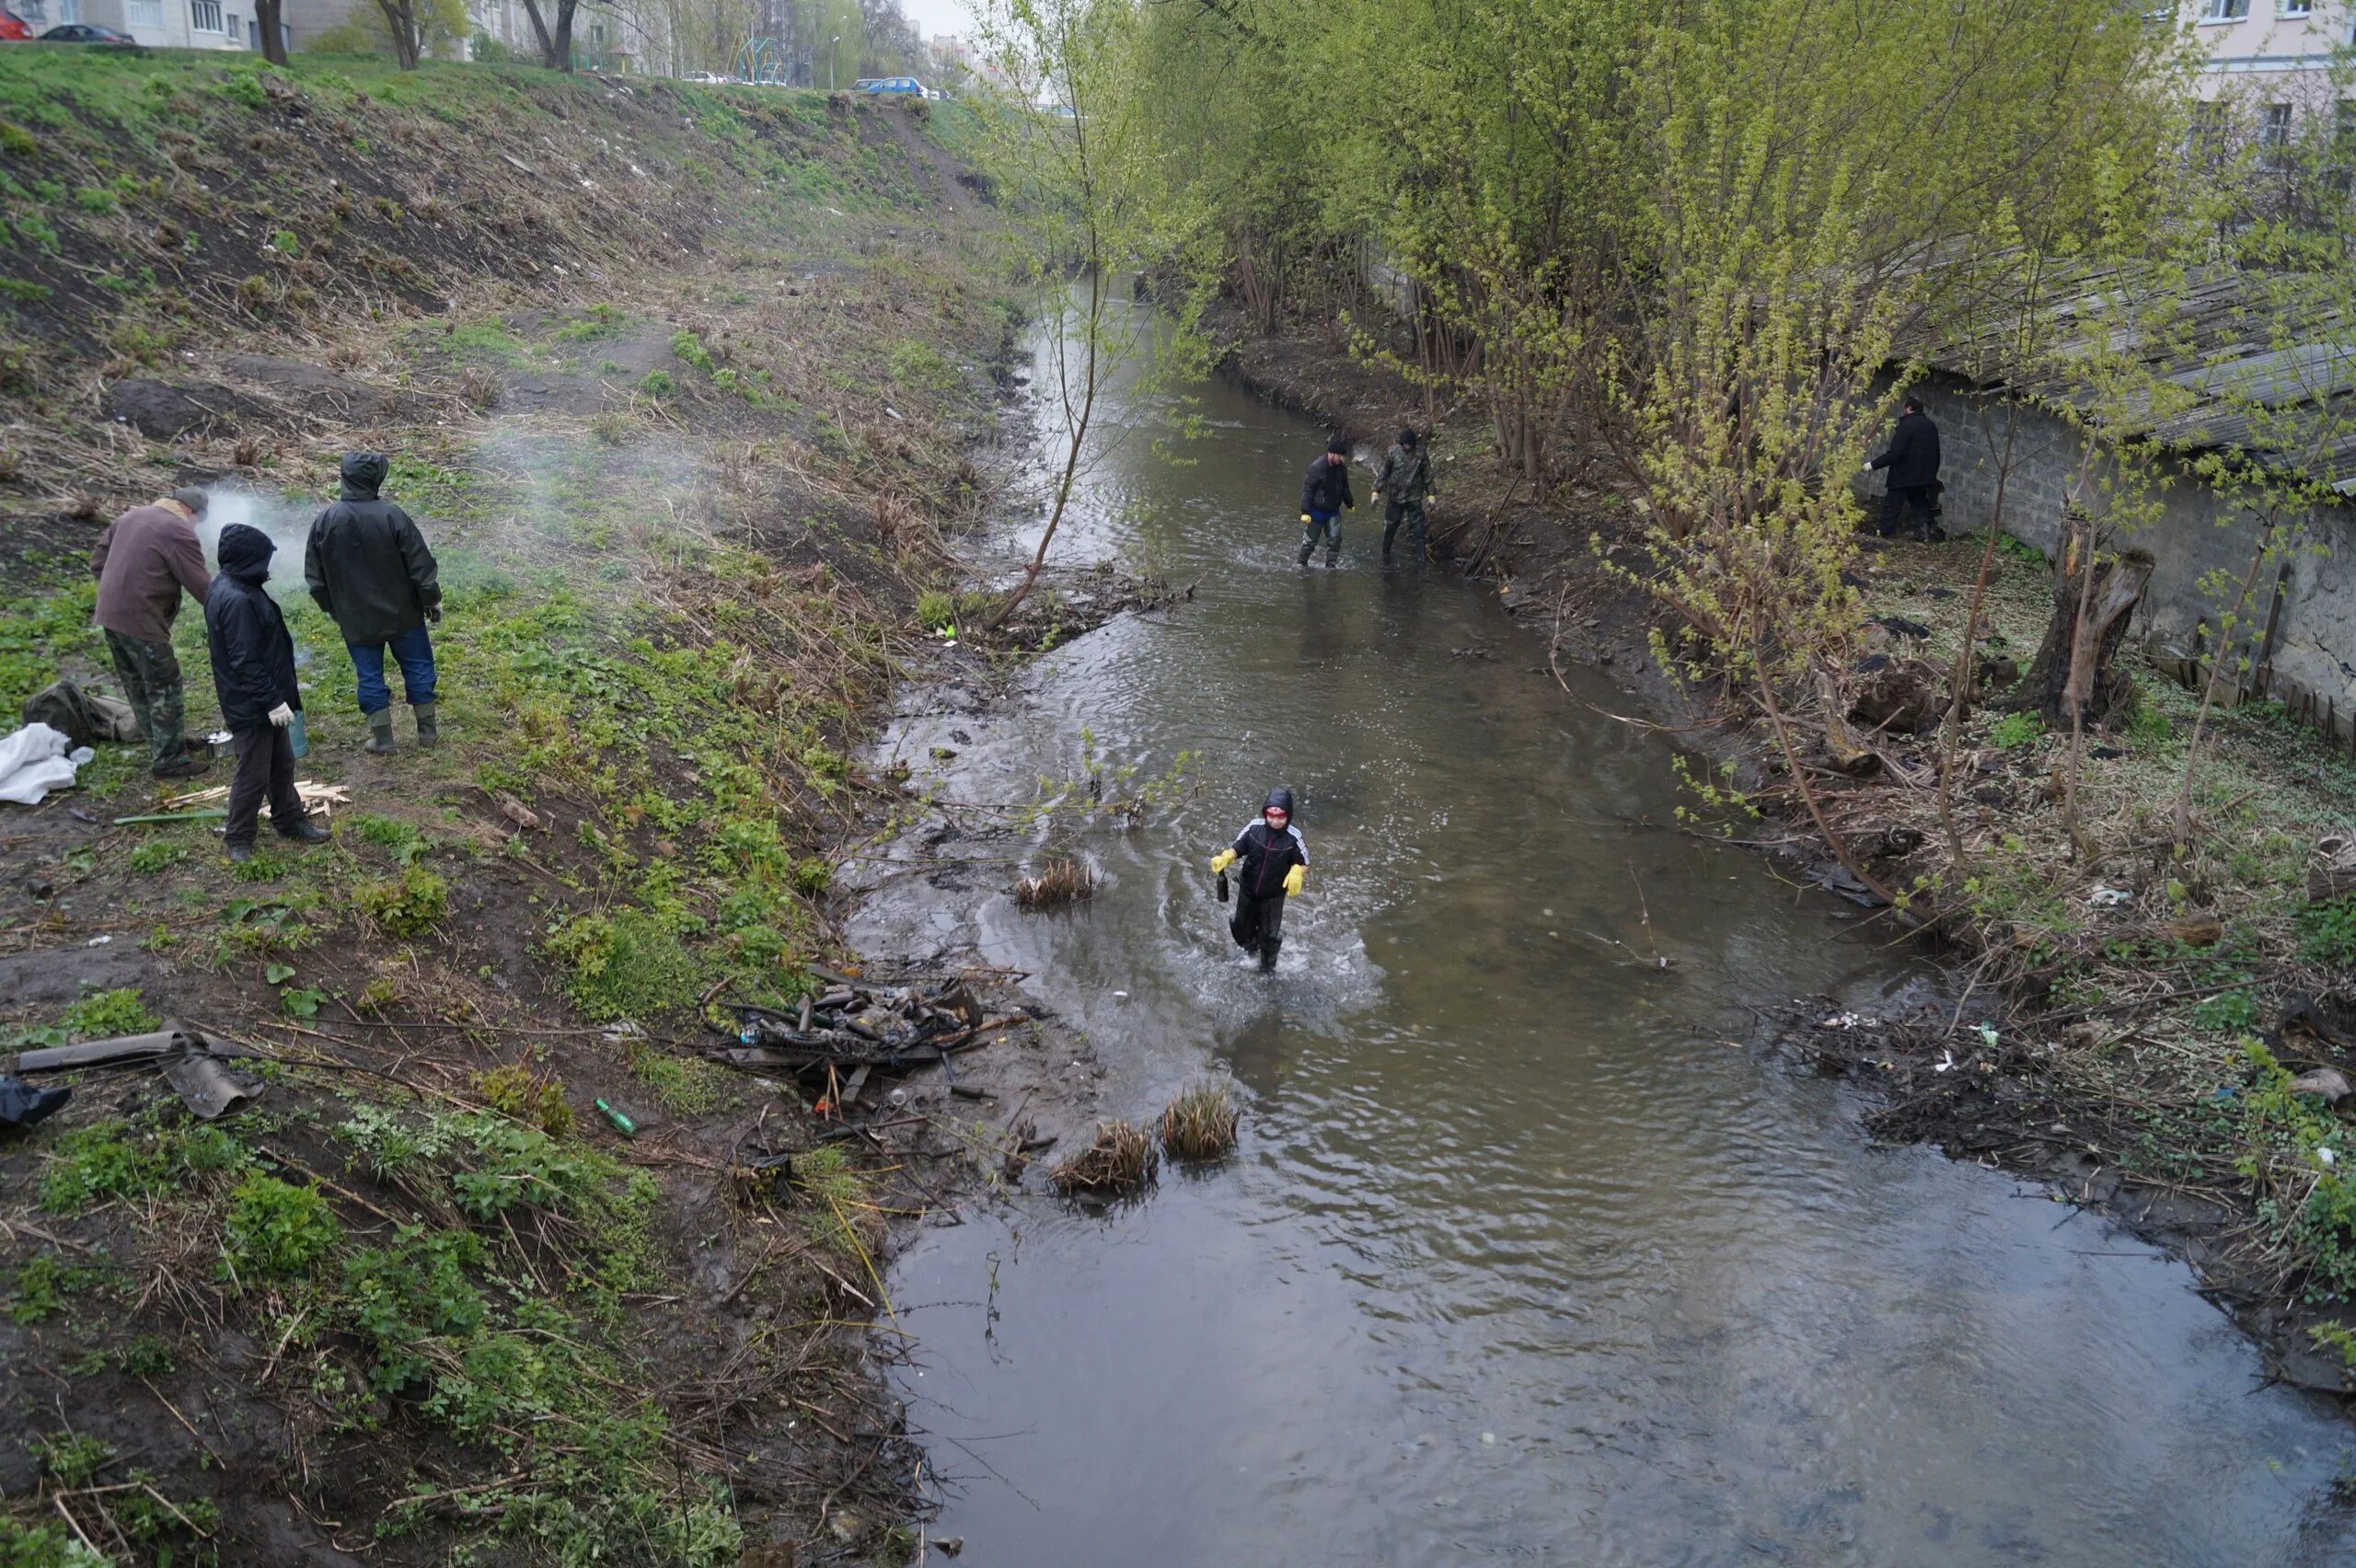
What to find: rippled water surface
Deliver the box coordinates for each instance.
[849,314,2356,1567]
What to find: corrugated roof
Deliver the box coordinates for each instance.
[1915,266,2356,492]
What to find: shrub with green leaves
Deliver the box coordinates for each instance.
[8,1253,100,1325]
[1988,710,2043,751]
[39,1121,246,1212]
[0,1519,108,1566]
[127,839,189,873]
[34,1431,113,1485]
[354,864,450,936]
[546,909,701,1020]
[222,1174,343,1284]
[352,813,431,864]
[473,1063,574,1137]
[2298,895,2356,970]
[64,986,159,1039]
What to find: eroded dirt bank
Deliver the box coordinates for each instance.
[0,53,1082,1565]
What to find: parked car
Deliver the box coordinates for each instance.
[40,21,135,41]
[862,76,927,97]
[0,10,33,40]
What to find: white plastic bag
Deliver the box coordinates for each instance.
[0,722,84,805]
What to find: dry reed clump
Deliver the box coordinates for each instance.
[1050,1120,1157,1194]
[459,363,502,410]
[1159,1080,1240,1161]
[1014,858,1095,908]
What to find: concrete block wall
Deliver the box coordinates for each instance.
[1877,371,2356,745]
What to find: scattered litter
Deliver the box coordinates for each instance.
[723,979,1009,1093]
[0,722,91,805]
[1819,1012,1865,1031]
[1481,1432,1497,1446]
[1934,1049,1957,1073]
[2321,1147,2339,1169]
[2087,886,2133,908]
[497,792,549,832]
[0,1074,70,1128]
[12,1023,264,1119]
[84,935,110,947]
[594,1098,638,1136]
[1977,1022,2000,1049]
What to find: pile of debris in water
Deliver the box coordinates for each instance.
[716,975,1020,1111]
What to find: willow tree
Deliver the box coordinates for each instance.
[973,0,1216,632]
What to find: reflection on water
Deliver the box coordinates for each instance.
[851,308,2356,1567]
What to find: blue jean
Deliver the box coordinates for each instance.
[348,624,437,715]
[1298,510,1342,564]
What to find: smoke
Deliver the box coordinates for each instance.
[193,482,321,594]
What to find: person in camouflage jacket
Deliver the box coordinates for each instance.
[1374,428,1438,561]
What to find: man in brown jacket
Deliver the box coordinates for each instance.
[90,488,213,779]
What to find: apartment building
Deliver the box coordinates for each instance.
[2189,0,2351,119]
[10,0,250,48]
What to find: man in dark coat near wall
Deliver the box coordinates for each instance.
[204,524,329,864]
[305,452,443,755]
[1864,394,1944,542]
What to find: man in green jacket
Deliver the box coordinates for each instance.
[1374,428,1437,562]
[305,453,443,755]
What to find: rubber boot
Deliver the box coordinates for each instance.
[413,701,440,750]
[1259,936,1281,974]
[364,713,397,755]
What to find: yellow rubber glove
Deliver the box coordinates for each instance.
[1210,848,1238,874]
[1299,513,1311,525]
[1283,864,1305,897]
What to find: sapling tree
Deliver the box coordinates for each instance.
[974,0,1214,634]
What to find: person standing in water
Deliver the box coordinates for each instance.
[1374,427,1437,562]
[1298,437,1356,569]
[1210,787,1307,973]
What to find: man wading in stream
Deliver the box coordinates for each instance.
[1210,788,1307,973]
[1298,437,1356,568]
[1374,427,1437,562]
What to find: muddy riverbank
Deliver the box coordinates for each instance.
[848,304,2356,1565]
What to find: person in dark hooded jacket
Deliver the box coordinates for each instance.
[205,524,329,863]
[1208,787,1307,973]
[306,452,443,755]
[1297,438,1357,568]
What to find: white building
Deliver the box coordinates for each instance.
[2187,0,2352,114]
[14,0,250,48]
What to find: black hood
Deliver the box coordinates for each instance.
[340,451,387,502]
[215,522,275,583]
[1263,787,1295,817]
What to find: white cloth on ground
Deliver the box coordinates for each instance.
[0,723,92,805]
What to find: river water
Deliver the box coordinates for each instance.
[848,313,2356,1566]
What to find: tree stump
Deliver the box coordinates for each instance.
[2021,545,2154,732]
